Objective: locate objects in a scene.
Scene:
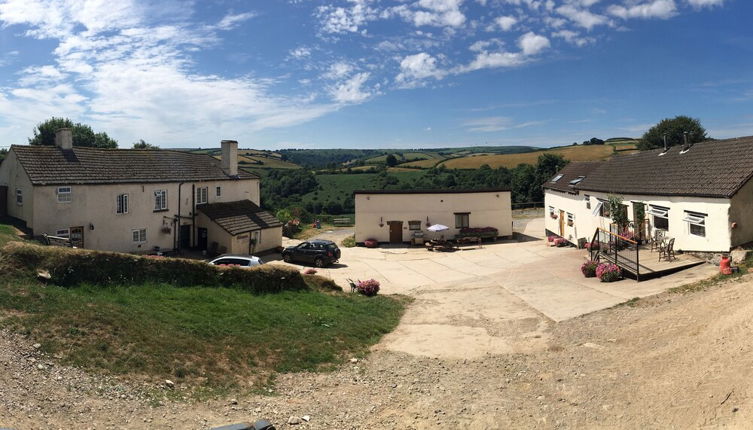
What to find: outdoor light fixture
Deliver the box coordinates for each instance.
[379,216,384,227]
[426,216,431,226]
[89,223,94,230]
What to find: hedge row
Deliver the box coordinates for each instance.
[0,242,307,293]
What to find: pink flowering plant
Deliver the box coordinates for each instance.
[584,242,599,251]
[547,235,556,243]
[596,263,622,282]
[356,279,381,296]
[581,260,599,278]
[554,238,568,247]
[303,268,317,275]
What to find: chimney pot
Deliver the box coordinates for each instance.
[55,128,73,150]
[221,140,238,176]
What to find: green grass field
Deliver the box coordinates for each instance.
[301,171,424,207]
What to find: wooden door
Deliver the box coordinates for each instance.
[559,210,565,236]
[70,226,84,248]
[388,221,403,243]
[198,227,208,250]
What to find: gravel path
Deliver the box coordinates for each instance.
[3,274,753,429]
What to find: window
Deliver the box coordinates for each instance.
[154,189,167,211]
[408,220,421,230]
[549,206,555,216]
[15,189,22,205]
[454,213,470,229]
[569,176,585,185]
[216,186,222,197]
[649,205,669,230]
[55,229,70,238]
[132,229,146,243]
[551,174,564,183]
[116,194,128,214]
[567,213,574,226]
[596,199,610,218]
[683,211,706,237]
[585,194,591,209]
[196,187,208,205]
[56,186,72,203]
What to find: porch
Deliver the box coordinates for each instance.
[589,228,705,281]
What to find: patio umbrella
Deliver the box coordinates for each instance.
[427,224,449,240]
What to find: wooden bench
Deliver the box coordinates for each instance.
[455,236,482,249]
[333,218,352,226]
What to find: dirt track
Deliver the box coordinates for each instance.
[3,273,753,429]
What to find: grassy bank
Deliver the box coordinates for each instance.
[0,275,408,390]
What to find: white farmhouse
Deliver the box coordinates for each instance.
[0,129,282,254]
[354,189,512,244]
[544,136,753,253]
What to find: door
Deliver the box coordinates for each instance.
[558,210,565,236]
[0,186,7,217]
[179,225,190,248]
[388,221,403,243]
[197,227,208,251]
[70,226,84,248]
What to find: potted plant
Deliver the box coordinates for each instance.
[596,263,622,282]
[581,260,599,278]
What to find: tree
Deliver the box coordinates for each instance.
[637,115,707,151]
[133,139,159,149]
[532,154,568,202]
[28,117,118,148]
[385,154,398,167]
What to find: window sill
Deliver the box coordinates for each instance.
[153,209,170,213]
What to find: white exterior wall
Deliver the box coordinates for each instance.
[195,211,282,255]
[354,191,512,243]
[30,178,260,253]
[545,189,731,252]
[0,150,34,226]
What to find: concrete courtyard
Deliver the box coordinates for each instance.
[274,217,717,360]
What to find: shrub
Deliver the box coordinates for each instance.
[554,238,568,247]
[356,279,380,297]
[581,260,599,277]
[596,263,622,282]
[0,242,307,293]
[341,235,356,248]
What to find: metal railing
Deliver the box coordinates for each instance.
[589,227,641,281]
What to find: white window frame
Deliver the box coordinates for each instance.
[650,205,670,230]
[683,211,706,237]
[15,189,22,205]
[216,186,222,197]
[132,228,147,243]
[116,193,129,214]
[567,212,574,225]
[584,194,591,209]
[454,213,470,229]
[549,206,556,216]
[56,186,72,203]
[196,186,208,205]
[55,229,70,238]
[154,189,167,211]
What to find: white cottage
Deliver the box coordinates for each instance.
[544,136,753,253]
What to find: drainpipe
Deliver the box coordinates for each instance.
[191,184,196,247]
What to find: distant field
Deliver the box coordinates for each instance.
[440,144,616,169]
[364,151,440,164]
[400,158,443,168]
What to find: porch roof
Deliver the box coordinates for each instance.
[198,200,282,236]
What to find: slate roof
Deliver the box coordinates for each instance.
[542,161,603,194]
[10,145,258,185]
[198,200,282,235]
[545,136,753,199]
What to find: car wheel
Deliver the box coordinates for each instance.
[283,254,292,263]
[314,257,325,268]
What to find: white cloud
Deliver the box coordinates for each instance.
[462,116,542,132]
[316,0,378,34]
[215,12,257,31]
[390,0,467,28]
[607,0,677,19]
[324,62,356,80]
[686,0,724,8]
[460,51,525,73]
[556,4,610,29]
[396,52,446,87]
[495,15,517,31]
[552,29,594,46]
[289,46,312,59]
[330,72,372,103]
[0,0,341,146]
[518,32,550,56]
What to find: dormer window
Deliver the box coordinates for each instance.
[551,174,564,183]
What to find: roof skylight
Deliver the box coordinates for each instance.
[551,174,564,183]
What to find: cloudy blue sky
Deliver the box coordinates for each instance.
[0,0,750,149]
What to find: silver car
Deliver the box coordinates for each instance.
[208,254,263,268]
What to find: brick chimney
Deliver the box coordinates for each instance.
[221,140,238,176]
[55,128,73,150]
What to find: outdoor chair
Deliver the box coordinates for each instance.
[658,238,676,262]
[650,230,665,252]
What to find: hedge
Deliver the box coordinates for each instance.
[0,242,307,293]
